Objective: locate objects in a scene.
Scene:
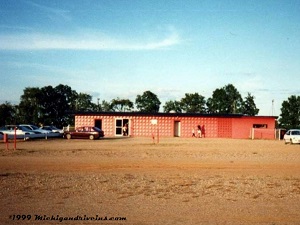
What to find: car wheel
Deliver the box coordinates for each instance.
[89,135,94,140]
[66,134,71,139]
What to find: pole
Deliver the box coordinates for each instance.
[157,127,159,144]
[4,134,9,150]
[14,127,16,150]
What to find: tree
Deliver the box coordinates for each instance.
[76,93,96,111]
[18,84,78,127]
[279,95,300,129]
[111,98,134,112]
[39,85,60,125]
[18,87,42,124]
[0,102,16,126]
[163,100,182,113]
[241,93,259,116]
[135,91,161,113]
[207,84,243,114]
[180,93,206,113]
[100,100,113,112]
[53,84,78,126]
[206,88,226,113]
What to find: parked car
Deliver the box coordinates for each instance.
[283,129,300,144]
[64,126,104,140]
[0,125,36,135]
[19,124,52,134]
[41,125,64,134]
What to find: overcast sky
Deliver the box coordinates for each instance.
[1,0,299,116]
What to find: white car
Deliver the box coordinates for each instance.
[41,125,64,134]
[0,125,36,135]
[283,129,300,144]
[19,124,52,134]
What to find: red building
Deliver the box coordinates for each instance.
[75,112,277,139]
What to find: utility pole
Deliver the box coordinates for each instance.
[97,98,100,111]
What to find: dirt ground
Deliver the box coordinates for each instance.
[1,137,300,225]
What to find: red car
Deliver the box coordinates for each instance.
[64,126,104,140]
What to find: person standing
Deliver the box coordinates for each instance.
[202,125,205,138]
[123,125,127,136]
[123,123,128,136]
[197,125,202,138]
[192,128,196,137]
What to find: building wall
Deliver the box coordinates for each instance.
[75,114,276,139]
[232,116,276,139]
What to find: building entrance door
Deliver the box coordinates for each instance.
[174,121,181,137]
[115,119,129,136]
[94,119,102,130]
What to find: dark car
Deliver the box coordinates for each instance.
[64,126,104,140]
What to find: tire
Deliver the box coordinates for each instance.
[89,135,94,140]
[66,134,71,139]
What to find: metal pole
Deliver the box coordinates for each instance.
[14,127,16,150]
[157,127,159,144]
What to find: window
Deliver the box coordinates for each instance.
[253,124,268,128]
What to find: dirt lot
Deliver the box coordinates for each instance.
[1,137,300,225]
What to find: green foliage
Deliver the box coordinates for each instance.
[135,91,161,113]
[206,88,225,113]
[180,93,206,113]
[0,83,263,128]
[18,84,79,127]
[18,87,43,124]
[163,100,182,113]
[206,84,243,114]
[0,102,16,126]
[241,93,259,116]
[111,98,134,112]
[76,93,96,111]
[279,95,300,129]
[100,100,113,112]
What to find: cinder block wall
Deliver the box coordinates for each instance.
[75,114,276,139]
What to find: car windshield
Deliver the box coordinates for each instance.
[5,126,17,130]
[18,126,32,131]
[31,125,40,129]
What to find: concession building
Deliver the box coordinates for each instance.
[74,112,277,139]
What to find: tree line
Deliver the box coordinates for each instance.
[0,83,299,129]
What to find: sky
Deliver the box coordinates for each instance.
[0,0,299,116]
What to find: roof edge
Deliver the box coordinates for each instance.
[71,111,278,119]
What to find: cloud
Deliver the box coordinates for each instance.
[0,28,181,51]
[0,25,35,31]
[24,0,71,22]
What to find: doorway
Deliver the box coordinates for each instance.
[115,119,129,136]
[174,121,181,137]
[94,119,102,130]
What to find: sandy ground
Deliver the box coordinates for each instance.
[1,137,300,225]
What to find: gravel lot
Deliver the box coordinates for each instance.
[1,137,300,225]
